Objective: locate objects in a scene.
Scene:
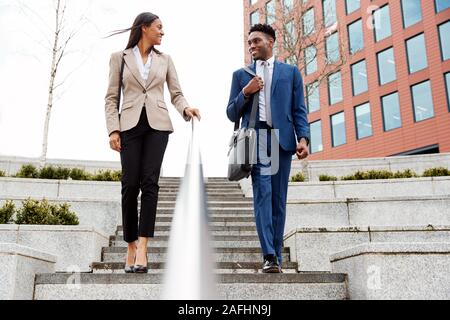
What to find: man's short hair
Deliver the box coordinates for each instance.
[249,24,276,41]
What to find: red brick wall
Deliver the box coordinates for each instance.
[243,0,450,160]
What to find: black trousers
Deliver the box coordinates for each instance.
[120,108,169,243]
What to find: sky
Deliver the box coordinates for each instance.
[0,0,245,177]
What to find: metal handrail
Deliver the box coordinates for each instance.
[161,119,218,300]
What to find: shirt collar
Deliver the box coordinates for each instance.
[257,55,275,67]
[132,46,153,58]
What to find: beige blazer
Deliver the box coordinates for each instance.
[105,48,189,136]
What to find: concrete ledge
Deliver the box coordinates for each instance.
[0,156,121,176]
[330,242,450,300]
[286,195,450,230]
[291,153,450,182]
[0,226,108,272]
[0,243,56,300]
[0,177,241,200]
[287,177,450,200]
[283,226,450,272]
[0,197,121,235]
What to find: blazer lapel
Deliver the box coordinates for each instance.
[123,48,146,89]
[271,60,281,96]
[145,52,161,88]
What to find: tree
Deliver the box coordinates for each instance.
[264,0,348,111]
[17,0,90,166]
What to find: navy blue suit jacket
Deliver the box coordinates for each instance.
[226,60,310,154]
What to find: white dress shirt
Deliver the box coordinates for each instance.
[256,56,275,122]
[132,46,153,81]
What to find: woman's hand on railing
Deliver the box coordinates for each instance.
[184,107,201,121]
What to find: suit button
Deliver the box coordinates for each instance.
[143,89,146,94]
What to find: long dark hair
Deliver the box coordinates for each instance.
[108,12,162,55]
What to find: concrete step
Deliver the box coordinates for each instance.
[155,208,255,215]
[161,184,241,188]
[91,261,299,274]
[110,240,262,248]
[148,216,255,223]
[101,247,289,263]
[116,225,257,235]
[142,214,255,224]
[110,235,261,242]
[118,220,255,229]
[157,195,248,201]
[154,201,253,208]
[34,273,348,300]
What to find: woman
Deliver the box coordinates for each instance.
[105,12,201,273]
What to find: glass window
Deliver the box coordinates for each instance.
[355,103,373,140]
[436,0,450,12]
[326,32,340,63]
[381,92,402,131]
[310,121,323,153]
[346,0,360,14]
[250,10,260,26]
[323,0,337,27]
[284,0,294,13]
[306,81,320,113]
[401,0,422,28]
[348,19,364,54]
[285,20,296,44]
[445,73,450,112]
[328,71,343,105]
[377,47,397,85]
[439,21,450,61]
[305,45,317,75]
[406,33,428,73]
[351,60,368,96]
[412,81,435,122]
[266,0,276,25]
[374,5,392,42]
[331,112,346,147]
[303,8,315,36]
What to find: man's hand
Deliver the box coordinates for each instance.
[109,132,121,153]
[184,107,201,121]
[296,138,309,160]
[243,76,264,96]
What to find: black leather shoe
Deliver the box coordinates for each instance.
[262,255,281,273]
[124,265,134,273]
[133,264,148,274]
[134,250,148,274]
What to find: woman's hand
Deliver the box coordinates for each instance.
[109,132,121,153]
[184,107,201,121]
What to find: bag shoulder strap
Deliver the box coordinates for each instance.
[116,53,125,113]
[234,65,259,131]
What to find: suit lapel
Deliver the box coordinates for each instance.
[145,52,161,88]
[271,60,281,96]
[123,48,146,89]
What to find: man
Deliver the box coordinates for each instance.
[226,24,310,273]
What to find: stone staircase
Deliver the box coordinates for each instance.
[33,177,348,300]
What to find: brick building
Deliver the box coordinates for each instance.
[243,0,450,160]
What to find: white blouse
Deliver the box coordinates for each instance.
[132,46,153,81]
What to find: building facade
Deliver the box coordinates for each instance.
[243,0,450,160]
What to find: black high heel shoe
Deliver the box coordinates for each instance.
[133,249,148,274]
[124,245,137,273]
